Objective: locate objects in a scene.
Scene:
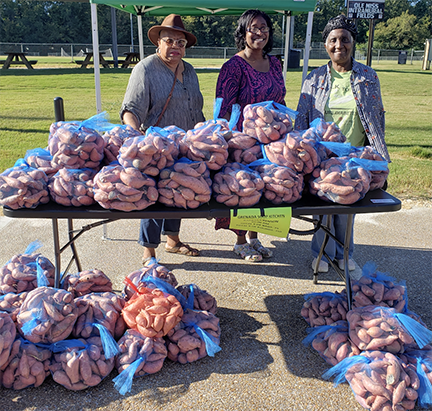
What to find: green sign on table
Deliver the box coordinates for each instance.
[229,207,292,238]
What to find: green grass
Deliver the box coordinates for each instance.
[1,58,431,201]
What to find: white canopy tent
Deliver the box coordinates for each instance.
[87,0,317,112]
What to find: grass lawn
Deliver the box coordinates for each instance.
[0,57,431,201]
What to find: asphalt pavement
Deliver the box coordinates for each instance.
[0,201,431,411]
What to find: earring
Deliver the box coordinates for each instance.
[156,47,160,54]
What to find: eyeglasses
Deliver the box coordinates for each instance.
[160,37,188,48]
[246,26,270,34]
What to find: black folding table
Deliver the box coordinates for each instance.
[3,189,401,309]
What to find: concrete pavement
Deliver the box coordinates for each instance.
[0,202,430,411]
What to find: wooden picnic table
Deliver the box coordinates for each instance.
[1,52,37,69]
[75,52,112,68]
[121,52,141,68]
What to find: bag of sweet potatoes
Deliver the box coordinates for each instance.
[165,308,221,364]
[180,121,229,171]
[102,124,142,165]
[113,329,167,395]
[309,157,383,204]
[249,158,304,204]
[49,336,115,390]
[122,280,184,338]
[24,147,60,179]
[212,162,264,207]
[157,158,212,209]
[122,261,178,302]
[347,305,432,353]
[0,159,50,210]
[322,350,423,411]
[2,337,52,390]
[0,240,55,295]
[242,101,297,144]
[118,126,179,177]
[93,163,158,211]
[302,320,361,366]
[48,112,111,170]
[17,286,78,344]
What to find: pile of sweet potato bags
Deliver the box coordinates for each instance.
[0,248,220,394]
[301,262,432,411]
[0,101,389,212]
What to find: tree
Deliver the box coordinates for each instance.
[374,10,431,49]
[411,0,432,34]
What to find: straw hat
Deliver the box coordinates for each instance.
[148,14,197,48]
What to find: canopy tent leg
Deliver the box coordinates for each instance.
[282,11,291,83]
[302,11,314,86]
[111,7,119,68]
[137,14,145,60]
[91,3,102,114]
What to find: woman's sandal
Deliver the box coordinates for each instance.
[233,243,262,262]
[247,238,273,258]
[142,256,157,266]
[165,242,200,256]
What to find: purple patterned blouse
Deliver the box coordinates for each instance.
[216,55,286,130]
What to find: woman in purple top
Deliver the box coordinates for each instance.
[215,9,286,262]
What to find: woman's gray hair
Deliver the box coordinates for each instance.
[322,15,357,43]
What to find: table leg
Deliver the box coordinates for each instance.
[121,58,131,69]
[68,219,82,273]
[313,215,332,284]
[20,55,34,70]
[52,218,62,288]
[100,56,111,68]
[2,54,14,69]
[343,214,354,310]
[81,54,91,68]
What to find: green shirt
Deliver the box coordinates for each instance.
[324,66,366,147]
